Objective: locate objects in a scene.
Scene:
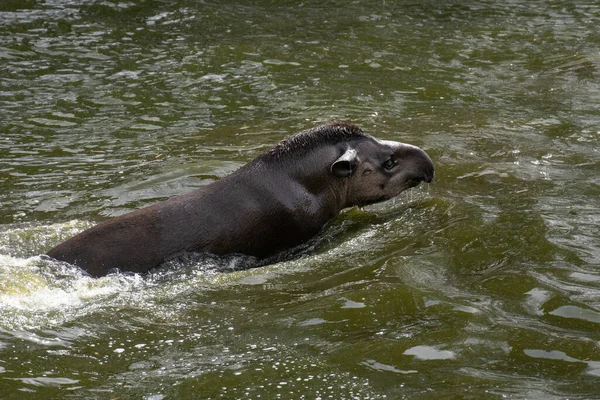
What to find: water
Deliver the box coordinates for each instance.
[1,0,599,398]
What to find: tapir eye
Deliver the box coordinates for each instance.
[383,158,397,170]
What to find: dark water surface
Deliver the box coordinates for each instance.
[1,0,599,398]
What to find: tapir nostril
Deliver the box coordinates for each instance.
[420,152,434,183]
[402,144,434,184]
[424,168,434,183]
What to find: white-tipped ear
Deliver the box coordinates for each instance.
[331,148,357,178]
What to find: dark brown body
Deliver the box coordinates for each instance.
[47,123,434,277]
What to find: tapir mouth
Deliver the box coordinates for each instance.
[401,167,434,191]
[407,177,425,189]
[407,172,433,189]
[390,171,433,201]
[361,177,431,207]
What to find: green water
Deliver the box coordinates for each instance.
[1,0,599,398]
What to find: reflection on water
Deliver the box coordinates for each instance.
[1,0,600,398]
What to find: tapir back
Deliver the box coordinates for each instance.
[47,206,165,276]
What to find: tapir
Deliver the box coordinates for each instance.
[47,122,434,277]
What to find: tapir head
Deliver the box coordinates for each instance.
[331,135,434,208]
[261,122,434,209]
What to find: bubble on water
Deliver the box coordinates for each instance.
[362,359,418,374]
[403,345,456,360]
[548,305,600,324]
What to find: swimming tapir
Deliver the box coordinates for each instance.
[47,123,434,277]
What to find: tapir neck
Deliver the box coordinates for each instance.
[240,155,346,222]
[279,148,348,215]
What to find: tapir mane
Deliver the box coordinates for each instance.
[259,122,367,162]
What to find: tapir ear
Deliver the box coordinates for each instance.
[331,148,358,178]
